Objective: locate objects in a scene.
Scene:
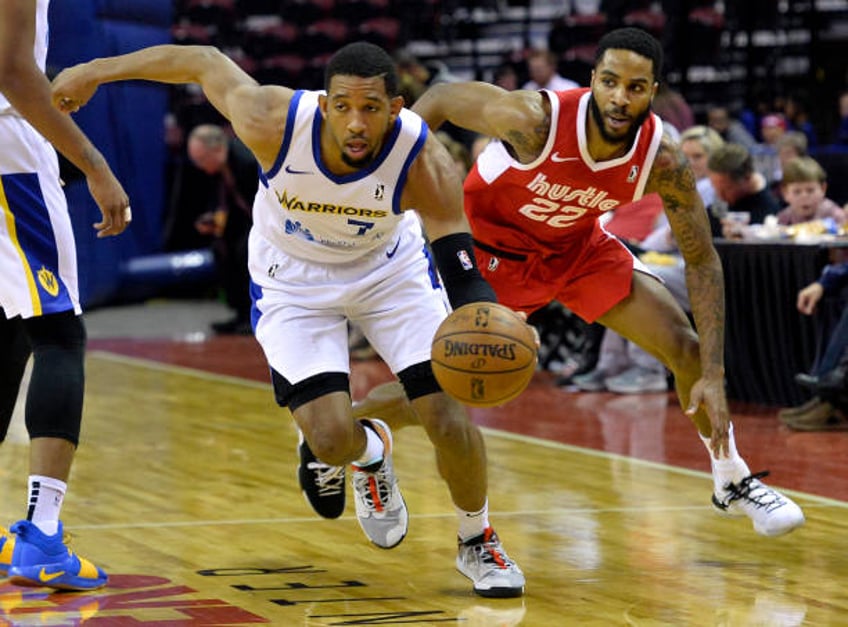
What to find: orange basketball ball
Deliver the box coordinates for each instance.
[431,302,537,407]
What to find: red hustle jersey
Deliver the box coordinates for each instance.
[464,88,663,257]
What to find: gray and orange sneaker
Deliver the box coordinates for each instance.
[351,418,408,549]
[456,527,525,598]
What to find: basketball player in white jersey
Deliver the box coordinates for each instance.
[0,0,129,590]
[52,41,526,597]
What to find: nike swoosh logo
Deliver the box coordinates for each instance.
[550,153,579,162]
[385,239,400,259]
[39,567,65,582]
[284,164,313,175]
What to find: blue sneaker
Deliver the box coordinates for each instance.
[0,526,14,576]
[8,520,107,590]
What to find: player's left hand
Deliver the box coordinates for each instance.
[87,166,131,238]
[686,375,731,457]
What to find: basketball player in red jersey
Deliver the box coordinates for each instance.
[407,27,805,537]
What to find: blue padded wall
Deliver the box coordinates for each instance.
[47,0,172,308]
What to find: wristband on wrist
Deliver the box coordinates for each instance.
[430,232,497,308]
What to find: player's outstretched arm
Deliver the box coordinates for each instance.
[412,82,549,164]
[0,0,129,236]
[51,44,291,169]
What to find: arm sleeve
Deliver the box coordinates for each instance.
[430,232,497,308]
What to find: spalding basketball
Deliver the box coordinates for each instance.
[431,302,537,407]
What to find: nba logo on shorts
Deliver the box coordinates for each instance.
[627,165,639,182]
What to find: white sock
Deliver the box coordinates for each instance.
[699,423,750,492]
[354,421,385,467]
[457,499,489,541]
[27,475,66,536]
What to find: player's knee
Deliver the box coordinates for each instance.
[272,370,357,464]
[24,310,86,351]
[22,312,85,444]
[309,429,355,466]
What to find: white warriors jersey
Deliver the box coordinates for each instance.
[0,0,50,115]
[252,90,428,263]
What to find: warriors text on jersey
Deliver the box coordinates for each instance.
[464,87,664,321]
[251,90,427,264]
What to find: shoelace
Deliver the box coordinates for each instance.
[722,471,787,512]
[308,461,345,497]
[353,463,394,512]
[464,530,513,569]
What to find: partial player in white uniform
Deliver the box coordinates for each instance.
[0,0,129,590]
[53,41,528,597]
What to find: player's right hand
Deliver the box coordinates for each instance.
[511,309,540,350]
[51,63,99,113]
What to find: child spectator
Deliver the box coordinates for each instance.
[776,156,846,226]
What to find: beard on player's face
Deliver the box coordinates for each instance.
[588,94,651,146]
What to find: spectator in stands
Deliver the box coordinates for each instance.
[707,104,757,150]
[680,125,725,210]
[393,48,474,149]
[752,113,787,188]
[707,143,781,238]
[186,124,258,335]
[776,131,808,173]
[784,92,817,149]
[776,156,846,226]
[652,83,694,142]
[778,261,848,431]
[493,62,520,91]
[393,48,460,106]
[522,49,579,91]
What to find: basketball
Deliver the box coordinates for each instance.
[431,302,537,407]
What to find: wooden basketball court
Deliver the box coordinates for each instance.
[0,305,846,625]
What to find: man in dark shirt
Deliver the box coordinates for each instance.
[707,143,781,239]
[186,124,257,334]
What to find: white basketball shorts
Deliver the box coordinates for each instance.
[0,115,80,319]
[249,214,450,384]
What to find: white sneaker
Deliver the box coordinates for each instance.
[456,527,525,598]
[604,366,668,394]
[351,419,408,549]
[712,471,805,536]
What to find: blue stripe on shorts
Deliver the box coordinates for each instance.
[1,172,72,314]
